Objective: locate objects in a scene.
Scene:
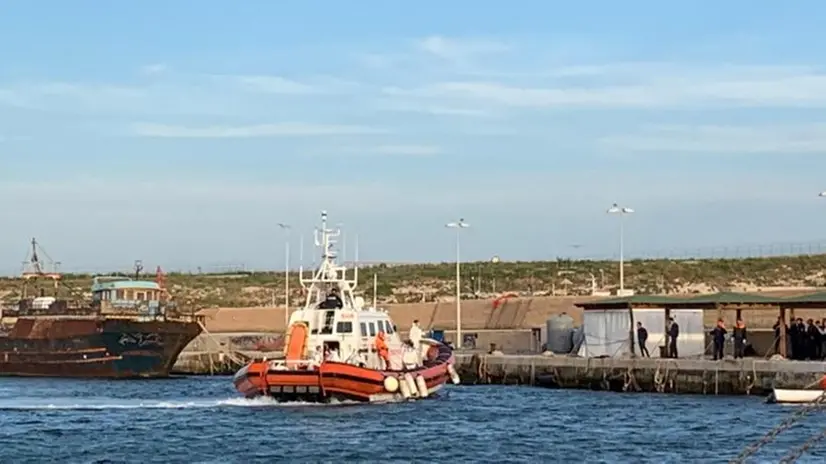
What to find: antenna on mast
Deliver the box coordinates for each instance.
[298,233,305,285]
[372,273,377,308]
[354,234,359,284]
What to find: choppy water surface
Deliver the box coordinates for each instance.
[0,376,825,463]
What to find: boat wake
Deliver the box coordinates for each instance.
[0,396,359,410]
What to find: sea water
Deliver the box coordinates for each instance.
[0,376,824,463]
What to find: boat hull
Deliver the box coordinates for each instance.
[233,342,457,403]
[0,317,202,378]
[767,388,826,404]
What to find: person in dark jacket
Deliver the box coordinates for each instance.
[667,317,679,358]
[772,316,788,357]
[794,318,807,359]
[732,318,747,359]
[789,319,801,360]
[636,322,650,357]
[807,318,821,360]
[710,319,727,360]
[318,287,343,309]
[817,319,826,361]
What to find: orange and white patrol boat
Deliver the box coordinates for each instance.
[232,211,461,403]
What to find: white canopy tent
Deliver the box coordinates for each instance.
[577,307,705,358]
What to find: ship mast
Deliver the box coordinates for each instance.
[21,238,62,298]
[298,211,360,309]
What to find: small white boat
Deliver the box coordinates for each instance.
[767,388,826,404]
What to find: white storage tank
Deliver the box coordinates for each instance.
[546,312,575,354]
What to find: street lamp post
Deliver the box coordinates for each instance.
[446,218,470,349]
[278,223,291,330]
[606,203,634,294]
[491,255,500,293]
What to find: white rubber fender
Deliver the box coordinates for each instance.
[399,377,411,399]
[447,364,461,385]
[403,373,418,397]
[415,375,429,398]
[383,376,399,393]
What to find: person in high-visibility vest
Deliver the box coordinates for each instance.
[375,331,390,370]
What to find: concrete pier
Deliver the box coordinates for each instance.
[455,354,826,396]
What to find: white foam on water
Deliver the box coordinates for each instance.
[0,395,356,410]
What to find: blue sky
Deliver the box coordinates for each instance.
[2,1,826,274]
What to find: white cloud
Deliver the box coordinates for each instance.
[0,82,145,112]
[0,72,349,117]
[223,75,317,94]
[386,64,826,109]
[415,36,510,61]
[130,122,386,138]
[601,123,826,154]
[373,99,494,117]
[140,63,168,75]
[371,145,443,156]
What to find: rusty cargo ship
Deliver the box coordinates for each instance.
[0,239,202,378]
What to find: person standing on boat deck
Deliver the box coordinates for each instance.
[732,319,747,359]
[710,319,727,360]
[667,317,679,358]
[636,322,649,357]
[409,320,423,356]
[375,331,390,370]
[310,345,324,369]
[326,347,340,362]
[319,287,344,309]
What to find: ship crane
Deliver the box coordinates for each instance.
[19,238,84,303]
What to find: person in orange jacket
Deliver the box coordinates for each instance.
[375,331,390,370]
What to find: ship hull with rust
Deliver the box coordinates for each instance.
[0,317,202,378]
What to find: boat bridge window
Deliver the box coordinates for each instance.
[359,322,367,337]
[376,320,394,334]
[116,290,124,299]
[336,321,353,333]
[368,322,376,337]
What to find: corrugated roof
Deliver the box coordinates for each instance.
[683,291,777,305]
[781,292,826,304]
[575,295,680,307]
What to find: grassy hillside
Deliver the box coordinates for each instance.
[1,254,825,308]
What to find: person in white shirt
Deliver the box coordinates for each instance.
[409,320,423,363]
[309,345,323,369]
[409,320,423,347]
[326,348,340,362]
[402,341,419,370]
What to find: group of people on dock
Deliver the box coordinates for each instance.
[709,319,749,360]
[773,317,826,360]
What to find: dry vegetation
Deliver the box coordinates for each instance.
[1,254,825,309]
